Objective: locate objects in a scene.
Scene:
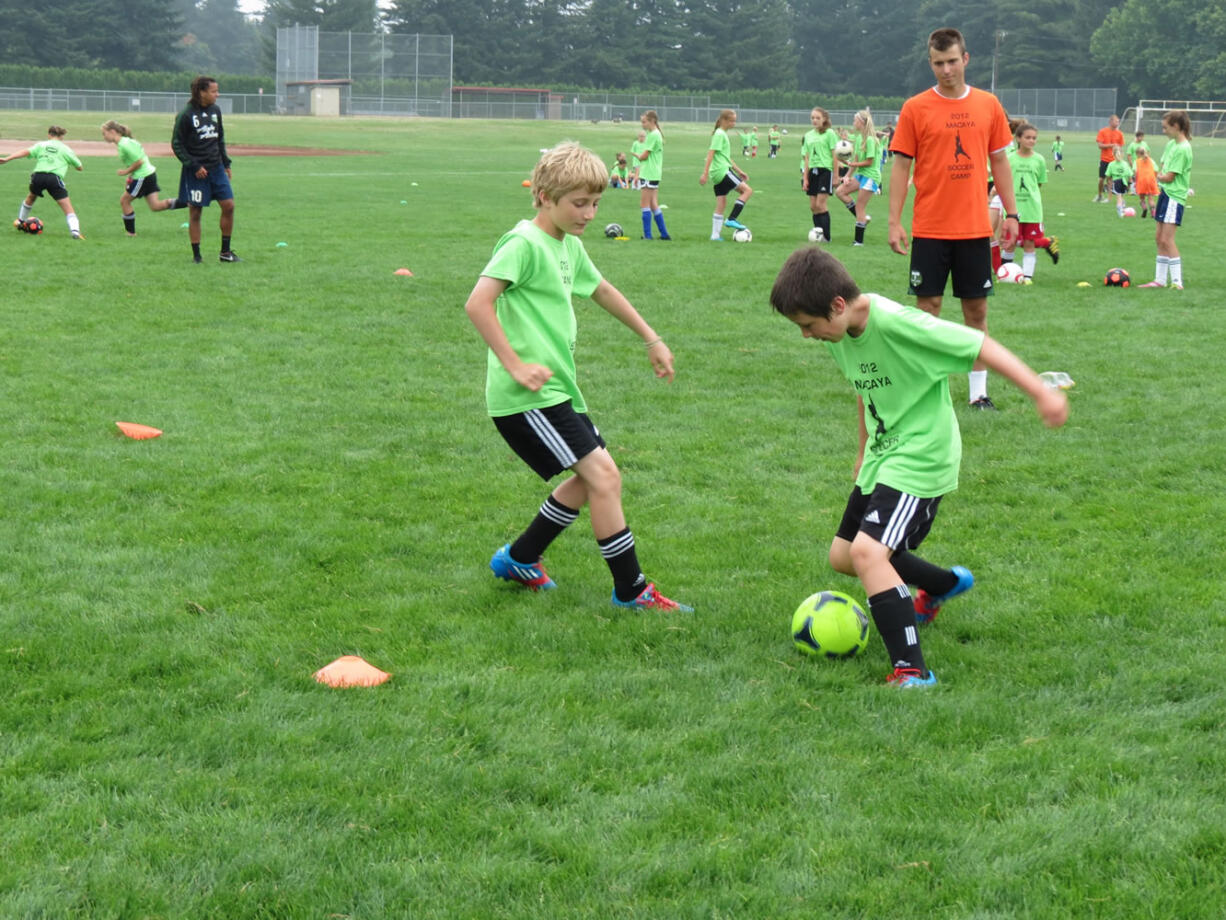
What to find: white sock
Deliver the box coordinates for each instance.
[969,370,988,402]
[1154,256,1170,285]
[1022,251,1037,278]
[66,213,80,234]
[1169,258,1182,286]
[18,202,31,221]
[1000,250,1014,263]
[711,213,724,239]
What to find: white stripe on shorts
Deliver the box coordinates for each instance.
[524,408,578,469]
[881,492,919,549]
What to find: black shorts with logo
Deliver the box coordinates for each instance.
[835,484,943,551]
[908,237,993,300]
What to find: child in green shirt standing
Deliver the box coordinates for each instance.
[0,125,85,239]
[465,142,690,611]
[1140,110,1194,289]
[770,247,1067,687]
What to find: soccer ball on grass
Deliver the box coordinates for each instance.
[604,223,623,238]
[807,227,824,243]
[791,590,871,659]
[15,217,43,235]
[1104,267,1131,287]
[732,228,752,243]
[996,261,1026,284]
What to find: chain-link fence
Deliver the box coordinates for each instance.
[276,25,453,116]
[0,87,276,115]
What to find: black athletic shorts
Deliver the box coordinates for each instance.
[908,237,994,300]
[126,173,161,199]
[805,168,834,196]
[713,172,742,196]
[492,401,605,481]
[29,172,68,201]
[835,483,943,551]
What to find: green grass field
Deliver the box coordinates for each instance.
[1,109,1224,919]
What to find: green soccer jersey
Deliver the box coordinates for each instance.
[117,136,155,179]
[769,129,781,145]
[27,139,81,178]
[854,134,882,182]
[1105,159,1132,182]
[479,219,603,417]
[1126,140,1148,162]
[1008,149,1047,223]
[823,295,983,497]
[639,129,663,182]
[748,131,758,148]
[802,128,837,171]
[1158,139,1193,204]
[1050,140,1064,156]
[708,128,734,182]
[630,140,645,165]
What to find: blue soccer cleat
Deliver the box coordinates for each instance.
[611,582,693,613]
[490,543,556,591]
[887,667,938,689]
[724,218,747,231]
[913,565,974,625]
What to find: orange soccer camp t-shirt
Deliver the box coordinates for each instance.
[1097,127,1123,163]
[891,86,1013,240]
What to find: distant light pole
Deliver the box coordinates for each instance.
[991,29,1007,96]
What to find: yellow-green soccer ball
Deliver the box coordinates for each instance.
[791,590,871,658]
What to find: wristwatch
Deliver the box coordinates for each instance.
[1005,212,1019,220]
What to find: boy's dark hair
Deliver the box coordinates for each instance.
[191,75,217,107]
[770,247,861,320]
[928,27,966,55]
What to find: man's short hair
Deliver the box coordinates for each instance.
[770,247,861,320]
[531,142,607,207]
[928,27,966,55]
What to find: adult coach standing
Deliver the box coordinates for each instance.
[172,75,239,263]
[1094,114,1124,203]
[887,27,1018,410]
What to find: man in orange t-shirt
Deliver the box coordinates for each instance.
[1095,114,1124,202]
[888,27,1018,410]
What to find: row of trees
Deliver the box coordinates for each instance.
[2,0,1222,100]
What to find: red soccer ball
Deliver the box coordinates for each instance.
[1103,267,1130,288]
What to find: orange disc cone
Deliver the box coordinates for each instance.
[116,421,162,439]
[393,268,413,276]
[313,655,391,688]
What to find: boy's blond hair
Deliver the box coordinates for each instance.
[531,142,607,208]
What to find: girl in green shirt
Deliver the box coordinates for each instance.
[102,120,184,236]
[0,125,84,238]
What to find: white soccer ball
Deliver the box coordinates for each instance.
[1121,206,1136,217]
[996,261,1026,284]
[807,227,824,243]
[834,139,854,158]
[732,228,753,243]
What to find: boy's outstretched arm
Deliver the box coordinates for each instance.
[464,275,554,392]
[590,280,675,382]
[977,336,1069,428]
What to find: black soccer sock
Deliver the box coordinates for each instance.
[599,528,647,601]
[123,213,136,234]
[812,212,822,228]
[854,222,866,244]
[867,586,927,673]
[221,235,232,253]
[845,199,857,213]
[818,211,832,242]
[170,198,187,210]
[729,199,745,222]
[510,495,579,564]
[891,551,958,596]
[191,242,201,259]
